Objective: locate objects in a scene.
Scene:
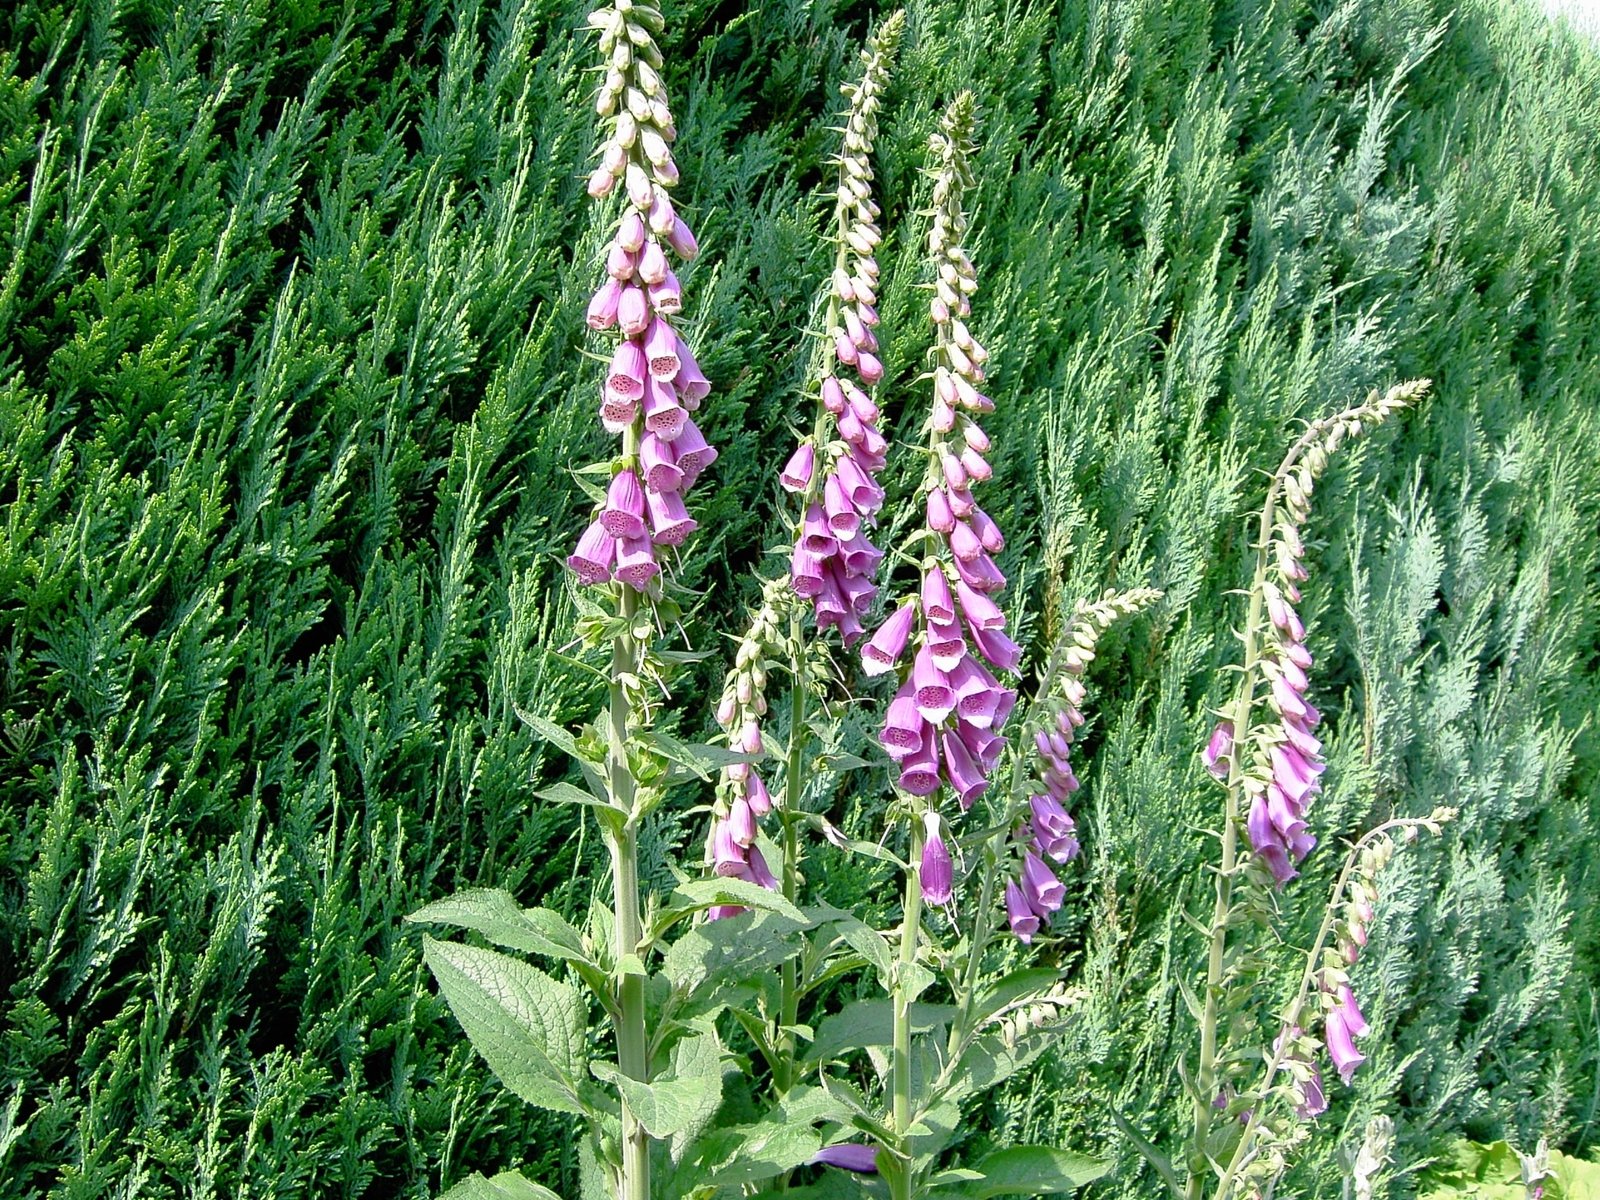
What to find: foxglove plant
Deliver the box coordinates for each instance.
[1178,381,1454,1200]
[406,14,1457,1200]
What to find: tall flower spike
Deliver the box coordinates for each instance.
[570,0,716,592]
[1008,588,1161,939]
[866,94,1018,876]
[1219,381,1430,886]
[785,12,904,638]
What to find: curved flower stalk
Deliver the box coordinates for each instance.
[1005,589,1162,942]
[567,0,715,593]
[1208,810,1454,1200]
[786,11,903,641]
[1186,380,1432,1200]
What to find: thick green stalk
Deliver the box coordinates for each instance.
[891,817,925,1200]
[608,429,650,1200]
[774,612,807,1100]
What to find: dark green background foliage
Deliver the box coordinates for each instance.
[0,0,1595,1195]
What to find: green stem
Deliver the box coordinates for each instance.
[891,815,925,1200]
[608,428,650,1200]
[775,611,806,1099]
[1188,501,1278,1200]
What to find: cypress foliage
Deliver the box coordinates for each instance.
[0,0,1594,1197]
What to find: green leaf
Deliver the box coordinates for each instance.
[438,1170,563,1200]
[810,906,895,988]
[535,780,618,812]
[662,908,809,1005]
[422,936,586,1116]
[668,878,808,924]
[930,1146,1109,1198]
[590,1064,722,1140]
[806,1000,955,1063]
[678,1114,825,1190]
[967,968,1063,1031]
[409,890,593,964]
[646,729,762,781]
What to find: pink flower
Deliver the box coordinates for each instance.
[863,600,917,677]
[919,812,953,904]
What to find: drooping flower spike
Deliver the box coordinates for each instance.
[1005,588,1161,940]
[784,12,904,639]
[1203,381,1429,1095]
[567,0,716,591]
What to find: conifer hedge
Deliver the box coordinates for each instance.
[1,0,1595,1196]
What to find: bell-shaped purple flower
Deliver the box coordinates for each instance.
[919,812,953,905]
[1005,881,1040,943]
[601,470,647,539]
[911,646,955,725]
[811,1144,879,1174]
[940,729,988,809]
[969,624,1021,672]
[1324,1005,1366,1084]
[1203,720,1234,781]
[613,535,660,589]
[862,600,917,677]
[646,487,696,546]
[780,444,814,493]
[1030,793,1079,862]
[897,734,941,796]
[1021,851,1064,917]
[880,690,925,761]
[921,566,955,624]
[567,520,616,585]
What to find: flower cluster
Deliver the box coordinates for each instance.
[784,13,902,642]
[1208,385,1426,886]
[1007,588,1161,942]
[567,1,717,590]
[704,578,788,913]
[1312,835,1391,1086]
[862,95,1018,908]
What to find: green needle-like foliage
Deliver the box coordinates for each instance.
[1,0,1596,1197]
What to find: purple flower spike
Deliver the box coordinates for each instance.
[863,600,917,677]
[1203,720,1234,781]
[919,812,953,904]
[601,470,647,539]
[1324,1006,1366,1084]
[1006,881,1040,943]
[811,1144,879,1174]
[780,444,815,494]
[567,520,616,585]
[1021,851,1065,916]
